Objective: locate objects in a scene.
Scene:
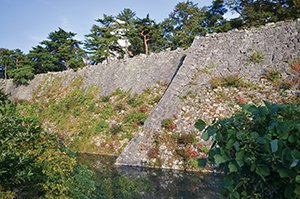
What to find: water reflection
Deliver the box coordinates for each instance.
[77,154,223,199]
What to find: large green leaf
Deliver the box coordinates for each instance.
[195,119,206,131]
[197,158,207,168]
[242,104,258,114]
[278,167,292,178]
[201,131,209,141]
[290,159,299,169]
[235,151,245,167]
[291,150,300,159]
[207,126,217,137]
[276,123,289,139]
[233,141,240,151]
[270,139,278,153]
[214,154,227,164]
[226,139,235,149]
[256,166,270,178]
[288,134,296,143]
[228,162,238,173]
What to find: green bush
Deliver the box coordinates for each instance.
[248,50,264,64]
[209,74,245,89]
[263,68,282,82]
[124,111,147,125]
[0,97,95,198]
[7,65,34,85]
[196,102,300,198]
[0,91,8,103]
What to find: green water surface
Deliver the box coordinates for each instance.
[77,154,223,199]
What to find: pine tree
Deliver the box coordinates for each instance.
[0,48,14,79]
[40,28,85,70]
[161,1,207,49]
[0,48,34,84]
[85,15,124,64]
[225,0,300,27]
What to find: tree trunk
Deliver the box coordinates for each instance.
[140,31,150,55]
[144,38,149,55]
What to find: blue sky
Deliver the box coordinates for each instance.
[0,0,212,53]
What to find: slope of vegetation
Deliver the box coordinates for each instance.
[17,77,167,154]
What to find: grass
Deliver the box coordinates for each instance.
[264,69,282,81]
[161,118,176,131]
[148,130,210,170]
[18,77,167,155]
[209,74,246,89]
[248,50,264,64]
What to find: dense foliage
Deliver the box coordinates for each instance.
[224,0,300,27]
[0,28,85,84]
[0,92,96,198]
[29,28,86,73]
[196,102,300,198]
[1,0,298,83]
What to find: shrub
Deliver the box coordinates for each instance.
[291,59,300,74]
[262,68,282,82]
[186,147,199,159]
[208,76,223,88]
[209,74,245,89]
[177,133,196,145]
[138,105,148,113]
[0,91,8,103]
[100,104,115,119]
[280,60,300,90]
[248,50,264,64]
[124,111,147,125]
[147,147,159,159]
[161,118,176,131]
[0,98,96,198]
[222,75,244,88]
[176,148,187,159]
[196,102,300,198]
[147,96,161,105]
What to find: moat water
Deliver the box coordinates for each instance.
[77,153,224,199]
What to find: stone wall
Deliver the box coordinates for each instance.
[1,19,299,170]
[0,49,186,100]
[116,19,300,169]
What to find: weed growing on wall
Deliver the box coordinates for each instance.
[248,50,264,64]
[18,77,167,155]
[208,74,246,89]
